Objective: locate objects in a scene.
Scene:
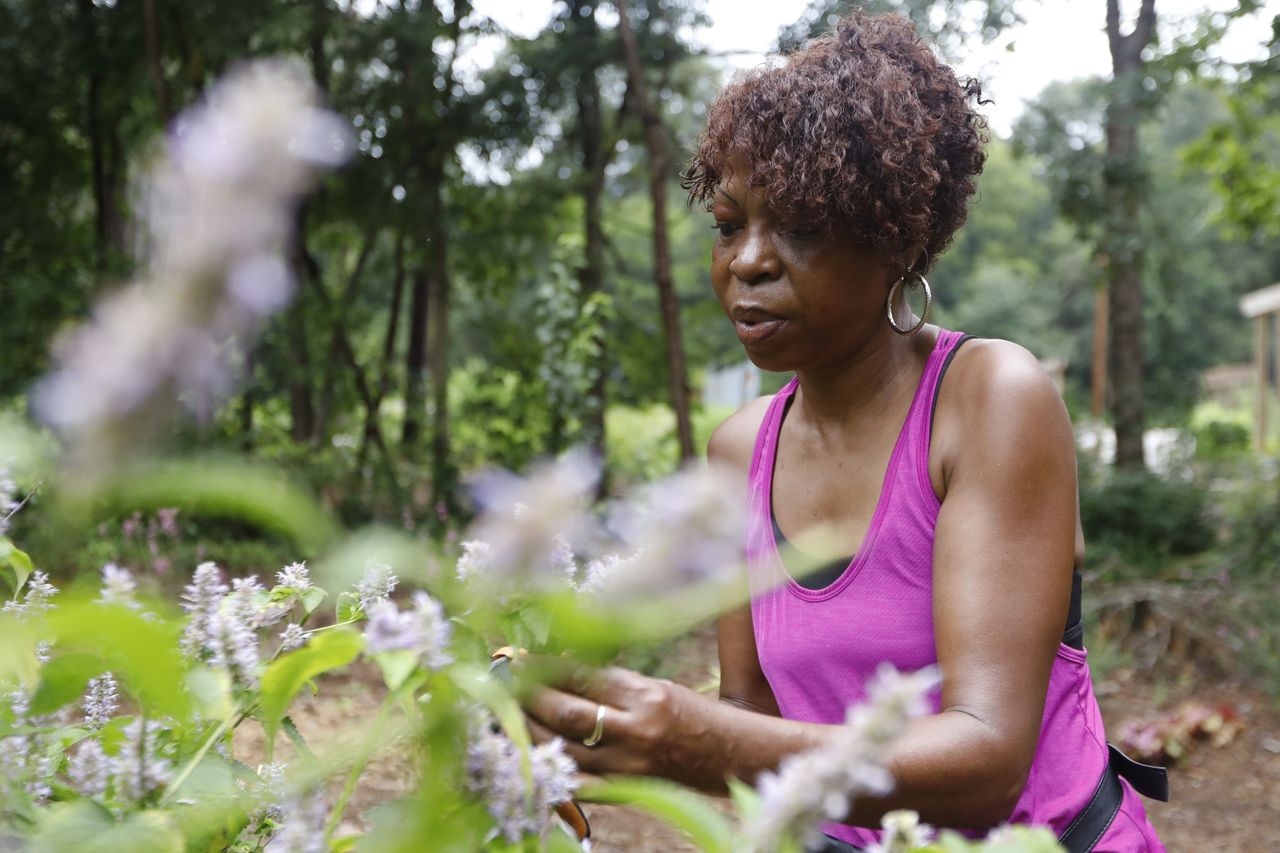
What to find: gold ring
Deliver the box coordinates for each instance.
[582,704,606,747]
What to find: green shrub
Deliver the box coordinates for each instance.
[1188,401,1251,459]
[1079,469,1216,567]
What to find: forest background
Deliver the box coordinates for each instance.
[3,0,1280,847]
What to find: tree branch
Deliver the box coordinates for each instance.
[1105,0,1124,62]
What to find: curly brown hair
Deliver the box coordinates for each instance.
[683,10,988,270]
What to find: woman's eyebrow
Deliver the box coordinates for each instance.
[713,188,741,207]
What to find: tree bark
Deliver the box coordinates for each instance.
[78,0,125,270]
[240,348,255,452]
[426,176,454,509]
[359,232,406,470]
[402,265,429,447]
[1090,283,1108,418]
[1103,0,1156,471]
[286,205,320,443]
[142,0,172,122]
[572,0,609,466]
[314,230,375,444]
[616,0,696,466]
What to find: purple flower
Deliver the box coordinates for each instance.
[465,714,579,842]
[355,562,397,613]
[278,623,307,652]
[275,561,312,592]
[156,507,180,537]
[362,591,452,670]
[465,452,599,588]
[82,673,119,731]
[32,61,352,465]
[181,562,229,658]
[744,665,939,852]
[67,739,110,799]
[98,563,140,608]
[2,570,58,618]
[111,717,172,803]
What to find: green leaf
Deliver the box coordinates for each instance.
[85,456,338,551]
[30,651,103,716]
[725,776,761,823]
[46,603,189,718]
[0,614,41,689]
[185,667,233,721]
[578,776,733,853]
[258,628,363,742]
[452,663,534,793]
[373,650,420,691]
[0,537,34,601]
[165,755,245,849]
[34,802,184,853]
[335,591,361,623]
[301,586,327,616]
[451,664,531,755]
[280,715,317,767]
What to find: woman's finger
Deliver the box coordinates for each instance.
[524,684,615,743]
[525,713,637,774]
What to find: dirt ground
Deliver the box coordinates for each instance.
[249,625,1279,851]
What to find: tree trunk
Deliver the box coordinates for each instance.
[308,0,330,95]
[359,232,406,470]
[78,0,125,270]
[1090,284,1108,418]
[314,231,375,445]
[142,0,172,122]
[240,348,255,452]
[572,0,609,466]
[286,206,320,443]
[426,178,454,511]
[402,264,429,447]
[1103,0,1156,471]
[616,0,696,466]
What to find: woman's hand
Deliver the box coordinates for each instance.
[521,664,730,791]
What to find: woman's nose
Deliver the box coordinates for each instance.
[728,227,781,284]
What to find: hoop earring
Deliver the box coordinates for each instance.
[886,268,932,335]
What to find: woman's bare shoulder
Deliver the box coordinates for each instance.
[944,338,1067,417]
[706,395,775,475]
[934,337,1075,487]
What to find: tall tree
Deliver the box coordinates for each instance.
[1102,0,1157,470]
[568,0,612,463]
[615,0,695,465]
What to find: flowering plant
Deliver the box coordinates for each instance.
[0,60,1063,853]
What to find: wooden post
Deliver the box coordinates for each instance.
[1241,284,1280,453]
[1257,315,1269,453]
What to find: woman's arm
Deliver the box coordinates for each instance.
[706,399,783,718]
[524,342,1077,828]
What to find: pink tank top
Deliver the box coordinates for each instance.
[746,329,1164,850]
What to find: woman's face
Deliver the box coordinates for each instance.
[709,172,898,373]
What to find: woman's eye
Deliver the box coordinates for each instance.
[786,226,820,239]
[712,222,741,238]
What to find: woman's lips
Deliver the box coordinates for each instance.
[735,317,787,345]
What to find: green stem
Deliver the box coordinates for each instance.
[306,618,360,635]
[322,690,397,842]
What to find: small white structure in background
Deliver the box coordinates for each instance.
[1240,281,1280,452]
[1076,424,1196,477]
[702,361,762,410]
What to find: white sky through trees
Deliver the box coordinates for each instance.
[468,0,1278,135]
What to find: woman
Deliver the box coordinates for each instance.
[524,11,1165,851]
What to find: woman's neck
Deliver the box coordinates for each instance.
[791,326,933,439]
